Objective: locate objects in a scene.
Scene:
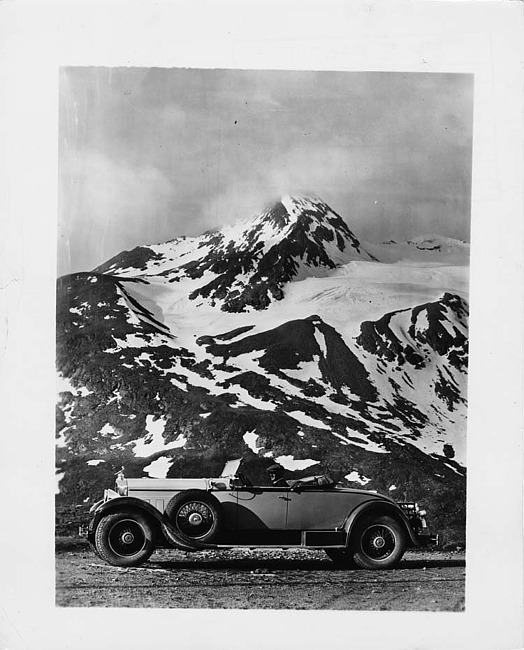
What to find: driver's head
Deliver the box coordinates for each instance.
[267,463,284,482]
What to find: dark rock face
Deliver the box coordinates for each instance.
[357,293,468,370]
[200,315,378,402]
[95,247,163,273]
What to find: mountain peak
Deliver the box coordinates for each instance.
[280,193,326,214]
[96,193,377,312]
[249,194,326,232]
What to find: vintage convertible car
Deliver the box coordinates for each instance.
[84,460,437,569]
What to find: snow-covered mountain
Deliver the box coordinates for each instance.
[96,195,377,312]
[365,235,470,265]
[57,195,469,542]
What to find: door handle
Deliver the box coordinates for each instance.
[278,495,290,501]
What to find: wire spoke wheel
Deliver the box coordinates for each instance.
[176,501,216,539]
[360,524,396,561]
[107,519,148,557]
[352,515,407,570]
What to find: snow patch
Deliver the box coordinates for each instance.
[56,430,67,448]
[144,457,173,478]
[275,455,319,471]
[281,357,323,383]
[313,328,328,357]
[413,309,429,334]
[100,423,119,437]
[345,471,371,485]
[133,416,187,458]
[344,428,390,454]
[112,333,169,349]
[332,431,352,445]
[243,430,263,454]
[286,410,330,430]
[444,461,465,476]
[440,319,457,338]
[57,373,93,398]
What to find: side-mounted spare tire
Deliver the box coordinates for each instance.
[351,514,407,570]
[94,510,156,567]
[165,490,223,543]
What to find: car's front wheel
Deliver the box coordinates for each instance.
[352,514,407,570]
[94,511,155,567]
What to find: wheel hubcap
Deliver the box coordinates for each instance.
[107,519,147,557]
[122,531,135,544]
[176,501,215,539]
[188,513,203,526]
[361,525,396,560]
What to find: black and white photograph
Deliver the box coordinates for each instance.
[55,67,471,610]
[1,2,522,650]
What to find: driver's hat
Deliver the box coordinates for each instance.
[267,463,284,474]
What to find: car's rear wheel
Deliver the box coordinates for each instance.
[325,548,357,568]
[352,514,407,570]
[165,490,222,543]
[94,511,155,567]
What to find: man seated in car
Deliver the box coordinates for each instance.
[267,463,289,487]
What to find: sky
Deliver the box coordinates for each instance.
[58,68,473,275]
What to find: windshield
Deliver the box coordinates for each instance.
[220,458,242,477]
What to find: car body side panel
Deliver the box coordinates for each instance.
[286,490,381,530]
[212,490,238,528]
[234,488,288,529]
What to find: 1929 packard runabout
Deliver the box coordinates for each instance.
[85,460,437,569]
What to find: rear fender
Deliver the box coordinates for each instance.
[343,501,418,547]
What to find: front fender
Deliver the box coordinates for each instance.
[92,496,164,519]
[343,501,418,547]
[87,496,164,543]
[88,496,216,552]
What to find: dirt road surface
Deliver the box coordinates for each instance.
[56,539,465,611]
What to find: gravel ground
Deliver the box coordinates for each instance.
[56,540,465,611]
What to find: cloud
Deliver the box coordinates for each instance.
[199,142,380,230]
[58,69,473,273]
[59,150,175,273]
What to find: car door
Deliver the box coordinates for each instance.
[286,490,363,530]
[234,487,289,529]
